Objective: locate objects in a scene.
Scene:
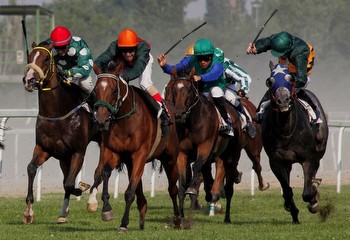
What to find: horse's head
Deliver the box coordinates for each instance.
[165,67,199,123]
[23,42,55,92]
[93,60,126,131]
[266,61,296,112]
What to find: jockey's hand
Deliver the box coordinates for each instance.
[246,43,257,55]
[57,66,67,78]
[157,54,167,67]
[237,89,246,98]
[193,75,201,82]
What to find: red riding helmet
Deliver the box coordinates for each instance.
[50,26,72,47]
[117,29,138,47]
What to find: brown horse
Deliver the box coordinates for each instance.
[22,42,100,224]
[165,68,269,223]
[261,62,328,223]
[88,63,180,232]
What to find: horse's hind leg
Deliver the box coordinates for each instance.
[23,146,49,224]
[270,161,299,223]
[302,160,321,213]
[245,147,270,191]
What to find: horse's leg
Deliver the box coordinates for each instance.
[302,160,321,213]
[119,156,147,232]
[223,167,235,224]
[161,155,181,229]
[177,151,188,219]
[244,141,270,191]
[186,143,212,196]
[87,160,105,213]
[208,157,225,216]
[270,160,299,223]
[23,146,50,224]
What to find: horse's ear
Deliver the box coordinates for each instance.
[93,63,102,75]
[266,77,274,88]
[31,42,37,48]
[48,42,55,50]
[269,60,274,71]
[171,67,177,78]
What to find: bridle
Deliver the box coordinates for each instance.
[94,73,136,121]
[24,46,57,91]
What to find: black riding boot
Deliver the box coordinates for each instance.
[160,101,172,127]
[213,97,232,135]
[235,101,256,138]
[253,90,270,124]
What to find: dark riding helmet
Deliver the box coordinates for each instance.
[270,31,293,57]
[194,38,215,56]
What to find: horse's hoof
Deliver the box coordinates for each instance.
[79,182,91,192]
[22,214,34,224]
[119,227,128,233]
[308,201,319,214]
[57,216,68,224]
[185,187,198,196]
[87,203,98,213]
[259,182,270,191]
[234,171,243,184]
[102,210,114,221]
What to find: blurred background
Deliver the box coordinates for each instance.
[0,0,349,196]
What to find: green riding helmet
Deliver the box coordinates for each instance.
[194,38,215,56]
[270,31,293,57]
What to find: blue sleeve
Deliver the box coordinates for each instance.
[162,56,192,74]
[200,62,224,82]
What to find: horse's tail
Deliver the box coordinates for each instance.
[151,160,164,174]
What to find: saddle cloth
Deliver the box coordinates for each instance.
[297,98,322,123]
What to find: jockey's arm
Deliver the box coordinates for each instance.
[94,41,118,70]
[70,40,93,79]
[292,53,309,88]
[161,56,192,75]
[200,63,224,82]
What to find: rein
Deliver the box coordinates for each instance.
[94,73,136,120]
[175,77,200,118]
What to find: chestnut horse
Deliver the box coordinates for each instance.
[165,68,269,223]
[88,63,180,232]
[262,62,328,223]
[22,42,100,224]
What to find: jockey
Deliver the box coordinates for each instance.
[246,31,320,124]
[185,44,256,138]
[158,38,233,136]
[94,28,172,128]
[48,26,94,95]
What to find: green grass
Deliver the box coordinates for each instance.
[0,185,349,240]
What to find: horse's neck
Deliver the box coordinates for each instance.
[38,82,82,116]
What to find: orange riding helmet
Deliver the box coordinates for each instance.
[50,26,72,47]
[117,29,139,47]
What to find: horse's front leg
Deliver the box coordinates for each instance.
[270,159,299,223]
[23,146,50,224]
[302,160,321,213]
[177,151,188,219]
[119,156,147,232]
[186,143,212,196]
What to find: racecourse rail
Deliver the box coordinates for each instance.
[0,109,349,201]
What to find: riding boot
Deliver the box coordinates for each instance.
[213,97,233,135]
[160,101,173,127]
[253,91,270,124]
[235,101,256,138]
[297,90,322,124]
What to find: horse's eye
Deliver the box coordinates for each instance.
[266,77,274,88]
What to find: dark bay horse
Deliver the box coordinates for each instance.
[165,68,269,223]
[88,63,180,232]
[22,42,100,224]
[262,62,328,223]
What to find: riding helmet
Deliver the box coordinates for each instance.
[194,38,215,56]
[270,31,293,57]
[117,29,139,47]
[50,26,72,47]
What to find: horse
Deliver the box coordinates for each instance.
[87,62,180,232]
[22,42,100,224]
[261,61,328,223]
[164,68,269,223]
